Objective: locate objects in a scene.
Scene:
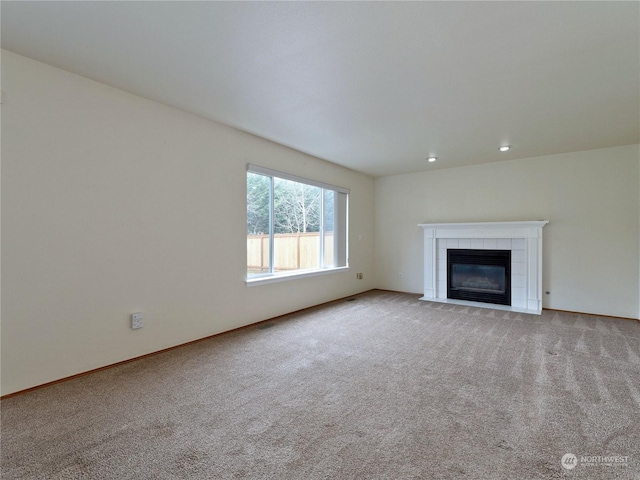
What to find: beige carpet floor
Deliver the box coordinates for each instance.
[2,290,639,479]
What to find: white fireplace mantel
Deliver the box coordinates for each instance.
[418,221,549,314]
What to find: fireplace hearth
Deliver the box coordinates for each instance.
[447,249,511,305]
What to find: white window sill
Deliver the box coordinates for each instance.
[245,266,350,286]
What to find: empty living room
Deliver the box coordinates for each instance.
[1,2,639,479]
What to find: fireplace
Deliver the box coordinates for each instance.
[447,249,511,305]
[418,221,548,314]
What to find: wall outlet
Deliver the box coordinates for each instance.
[131,312,143,329]
[356,272,363,280]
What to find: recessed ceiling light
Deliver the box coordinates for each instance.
[499,145,512,152]
[427,156,437,163]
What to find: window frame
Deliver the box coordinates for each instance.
[246,164,349,285]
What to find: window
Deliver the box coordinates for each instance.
[247,164,348,281]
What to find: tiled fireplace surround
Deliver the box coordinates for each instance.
[418,221,549,315]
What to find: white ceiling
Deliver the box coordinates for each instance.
[2,1,639,177]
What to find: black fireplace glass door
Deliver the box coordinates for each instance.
[447,249,511,305]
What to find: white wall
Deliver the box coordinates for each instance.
[375,145,640,319]
[1,51,375,395]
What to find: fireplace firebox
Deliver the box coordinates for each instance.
[447,249,511,306]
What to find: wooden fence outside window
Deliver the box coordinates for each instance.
[247,232,334,274]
